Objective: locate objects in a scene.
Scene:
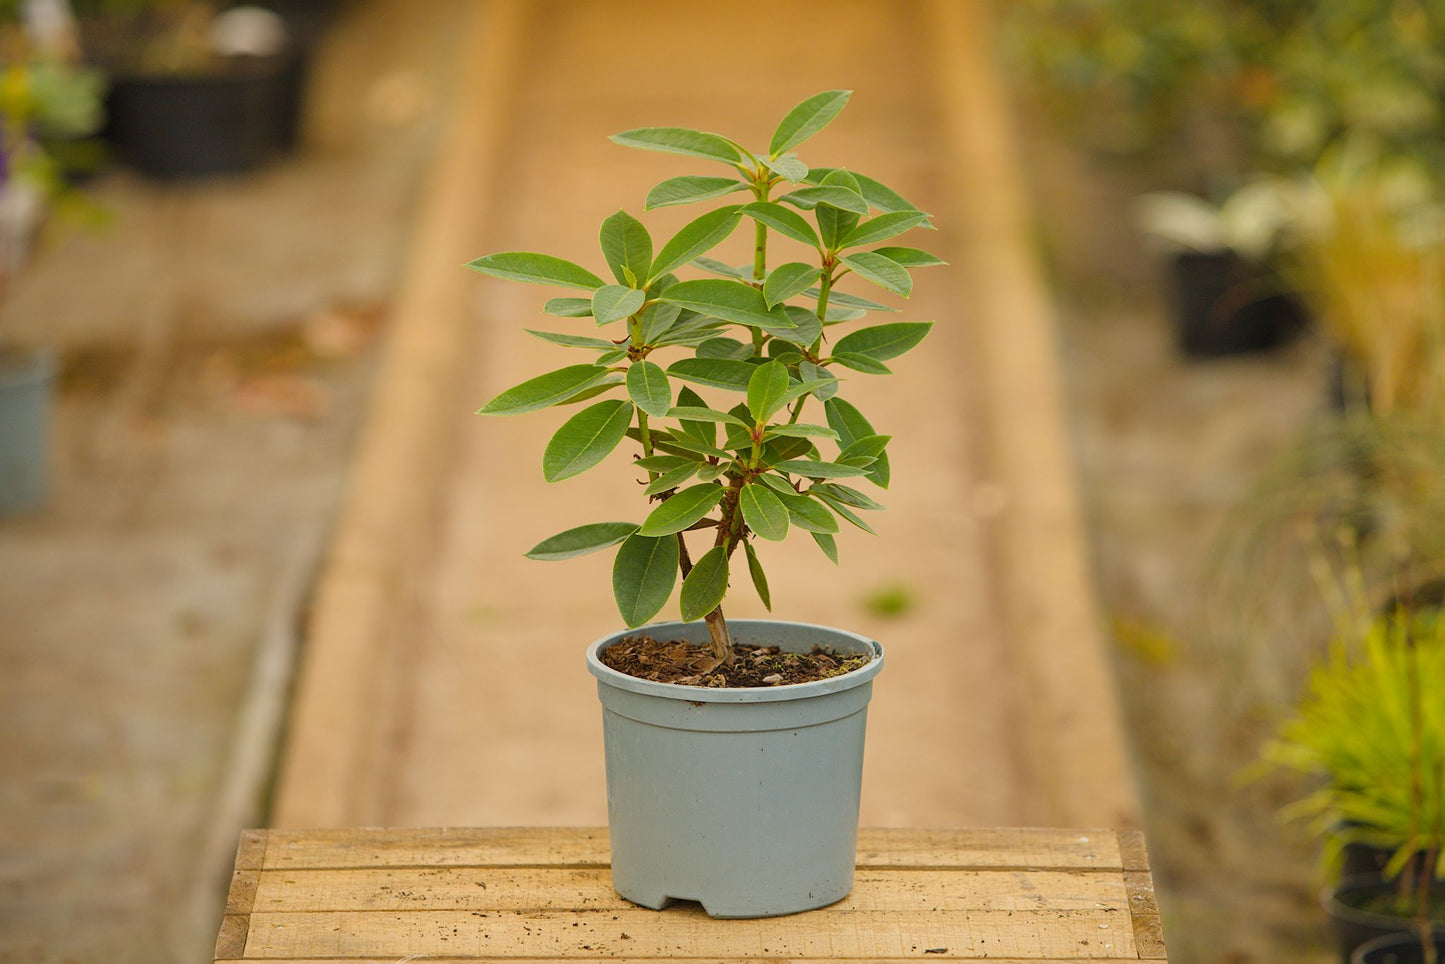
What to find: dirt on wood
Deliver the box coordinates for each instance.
[598,636,871,688]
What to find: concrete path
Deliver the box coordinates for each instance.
[276,0,1137,833]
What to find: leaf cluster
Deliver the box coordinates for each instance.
[471,91,942,628]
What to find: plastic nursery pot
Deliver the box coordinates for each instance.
[586,619,884,919]
[104,51,306,180]
[1351,932,1445,964]
[1326,875,1445,963]
[1168,251,1308,359]
[0,347,57,517]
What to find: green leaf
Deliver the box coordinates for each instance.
[612,533,680,628]
[763,153,808,183]
[679,545,730,621]
[764,422,838,440]
[799,360,838,400]
[666,405,749,427]
[839,433,891,465]
[592,285,646,324]
[739,201,821,248]
[777,491,840,533]
[594,350,627,366]
[661,433,729,460]
[626,360,672,418]
[696,336,752,360]
[835,321,933,361]
[467,252,605,291]
[763,263,821,308]
[768,306,823,348]
[873,246,947,267]
[746,361,790,423]
[757,473,798,495]
[776,377,837,410]
[763,435,817,463]
[525,329,617,349]
[696,463,726,483]
[599,211,652,286]
[808,287,895,312]
[555,378,624,405]
[638,483,725,536]
[770,89,851,157]
[740,482,789,541]
[815,170,863,250]
[812,531,839,563]
[838,211,934,249]
[831,352,892,375]
[526,522,639,561]
[648,206,743,283]
[806,169,921,212]
[674,386,718,446]
[638,302,683,344]
[815,492,877,534]
[667,356,758,392]
[744,541,771,610]
[694,257,749,279]
[542,399,634,482]
[645,175,748,210]
[543,297,594,318]
[825,396,889,487]
[610,127,743,164]
[479,365,614,415]
[777,185,869,215]
[659,278,793,329]
[839,251,912,297]
[643,463,699,495]
[813,482,885,510]
[635,454,691,471]
[773,459,870,479]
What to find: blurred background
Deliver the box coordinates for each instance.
[2,1,1443,962]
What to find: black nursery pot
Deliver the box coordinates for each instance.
[1168,250,1309,358]
[1326,875,1444,963]
[104,50,307,180]
[1352,932,1445,964]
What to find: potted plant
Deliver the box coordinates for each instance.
[468,90,940,918]
[1135,184,1308,358]
[1260,608,1444,962]
[75,0,304,179]
[0,12,105,515]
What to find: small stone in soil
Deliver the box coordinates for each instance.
[599,635,870,687]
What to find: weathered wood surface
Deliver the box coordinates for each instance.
[216,828,1167,961]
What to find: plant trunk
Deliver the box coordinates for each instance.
[704,607,732,664]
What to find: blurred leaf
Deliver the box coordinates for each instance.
[611,127,743,164]
[527,522,639,561]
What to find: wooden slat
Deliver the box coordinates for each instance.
[1124,870,1167,960]
[215,830,266,959]
[251,866,1127,913]
[241,908,1138,959]
[259,827,1123,871]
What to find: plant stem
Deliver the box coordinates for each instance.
[809,267,833,358]
[700,476,746,665]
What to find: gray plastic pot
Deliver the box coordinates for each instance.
[586,619,884,919]
[0,348,55,516]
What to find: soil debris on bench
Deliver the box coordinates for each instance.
[600,635,871,687]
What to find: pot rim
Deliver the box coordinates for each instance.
[0,346,56,390]
[587,618,883,704]
[1323,874,1445,931]
[1351,930,1445,964]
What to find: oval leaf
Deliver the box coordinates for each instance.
[592,285,646,325]
[873,245,947,267]
[467,252,605,291]
[824,396,889,487]
[612,533,680,628]
[839,251,912,297]
[542,400,634,482]
[763,153,809,183]
[743,541,772,610]
[543,297,594,317]
[526,522,639,561]
[667,357,758,392]
[643,463,700,495]
[478,365,613,415]
[835,321,933,360]
[645,175,749,210]
[773,459,870,479]
[648,206,743,283]
[838,210,934,249]
[526,329,617,349]
[777,491,840,533]
[747,360,791,424]
[740,482,789,541]
[805,169,921,212]
[763,262,821,308]
[831,352,892,375]
[626,360,673,418]
[771,89,852,158]
[638,483,725,536]
[812,531,840,563]
[599,210,653,286]
[777,185,869,215]
[659,278,793,328]
[610,127,744,164]
[679,545,730,622]
[739,201,821,248]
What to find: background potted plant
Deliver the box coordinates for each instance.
[467,90,940,918]
[1260,606,1444,963]
[0,10,105,515]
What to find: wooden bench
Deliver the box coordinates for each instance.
[215,827,1167,961]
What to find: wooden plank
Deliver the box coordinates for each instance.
[251,866,1128,913]
[240,908,1138,959]
[258,827,1123,871]
[921,0,1140,831]
[1124,870,1168,960]
[215,829,266,959]
[271,0,531,829]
